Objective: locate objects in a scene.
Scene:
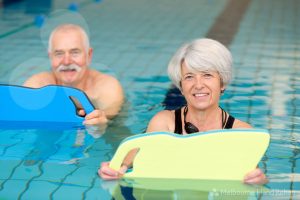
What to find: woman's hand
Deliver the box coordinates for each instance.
[244,168,268,185]
[98,162,128,180]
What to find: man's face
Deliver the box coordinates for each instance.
[49,29,92,85]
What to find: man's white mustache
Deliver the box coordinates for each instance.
[56,64,82,72]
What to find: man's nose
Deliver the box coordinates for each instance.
[62,54,72,65]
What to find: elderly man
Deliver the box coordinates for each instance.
[24,24,124,125]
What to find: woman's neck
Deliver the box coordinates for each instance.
[185,105,222,132]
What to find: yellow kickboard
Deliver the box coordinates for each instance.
[109,129,270,180]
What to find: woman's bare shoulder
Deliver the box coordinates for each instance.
[154,109,174,118]
[146,110,175,133]
[233,118,252,129]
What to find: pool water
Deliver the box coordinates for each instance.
[0,0,300,199]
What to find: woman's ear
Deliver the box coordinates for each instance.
[221,86,226,94]
[179,81,184,94]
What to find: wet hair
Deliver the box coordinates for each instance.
[48,24,90,53]
[167,38,232,89]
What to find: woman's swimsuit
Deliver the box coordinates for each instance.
[174,107,235,134]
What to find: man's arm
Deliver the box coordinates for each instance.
[23,72,54,88]
[103,80,124,119]
[94,75,124,119]
[83,74,124,125]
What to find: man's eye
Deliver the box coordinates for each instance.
[54,52,64,57]
[71,50,81,57]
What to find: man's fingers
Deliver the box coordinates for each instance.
[85,110,104,119]
[77,109,86,116]
[84,110,108,125]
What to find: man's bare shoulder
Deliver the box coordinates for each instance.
[91,69,122,87]
[89,69,123,96]
[88,69,124,117]
[23,72,55,88]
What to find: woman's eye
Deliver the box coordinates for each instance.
[203,73,213,78]
[184,75,194,80]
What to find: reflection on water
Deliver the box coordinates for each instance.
[0,103,133,199]
[0,79,298,199]
[107,178,284,200]
[100,177,300,200]
[0,127,97,165]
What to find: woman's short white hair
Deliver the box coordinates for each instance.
[48,24,90,53]
[168,38,232,89]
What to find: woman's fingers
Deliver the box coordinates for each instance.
[98,162,126,180]
[244,168,268,185]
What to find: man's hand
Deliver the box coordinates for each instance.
[83,109,108,125]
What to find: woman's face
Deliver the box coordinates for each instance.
[180,62,225,110]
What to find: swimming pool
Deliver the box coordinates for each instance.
[0,0,299,199]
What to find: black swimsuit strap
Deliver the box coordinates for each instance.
[224,115,235,129]
[174,108,183,134]
[174,107,235,132]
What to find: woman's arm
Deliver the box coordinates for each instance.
[98,110,174,180]
[146,110,174,132]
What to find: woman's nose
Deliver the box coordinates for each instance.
[194,76,204,89]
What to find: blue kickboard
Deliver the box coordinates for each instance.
[0,84,94,124]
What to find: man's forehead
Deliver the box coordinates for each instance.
[53,47,81,52]
[54,27,81,36]
[51,33,84,48]
[52,28,83,41]
[51,43,83,50]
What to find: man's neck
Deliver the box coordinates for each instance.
[53,70,90,91]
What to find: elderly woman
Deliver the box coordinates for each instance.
[99,38,268,184]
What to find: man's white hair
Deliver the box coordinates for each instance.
[48,24,90,53]
[168,38,233,89]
